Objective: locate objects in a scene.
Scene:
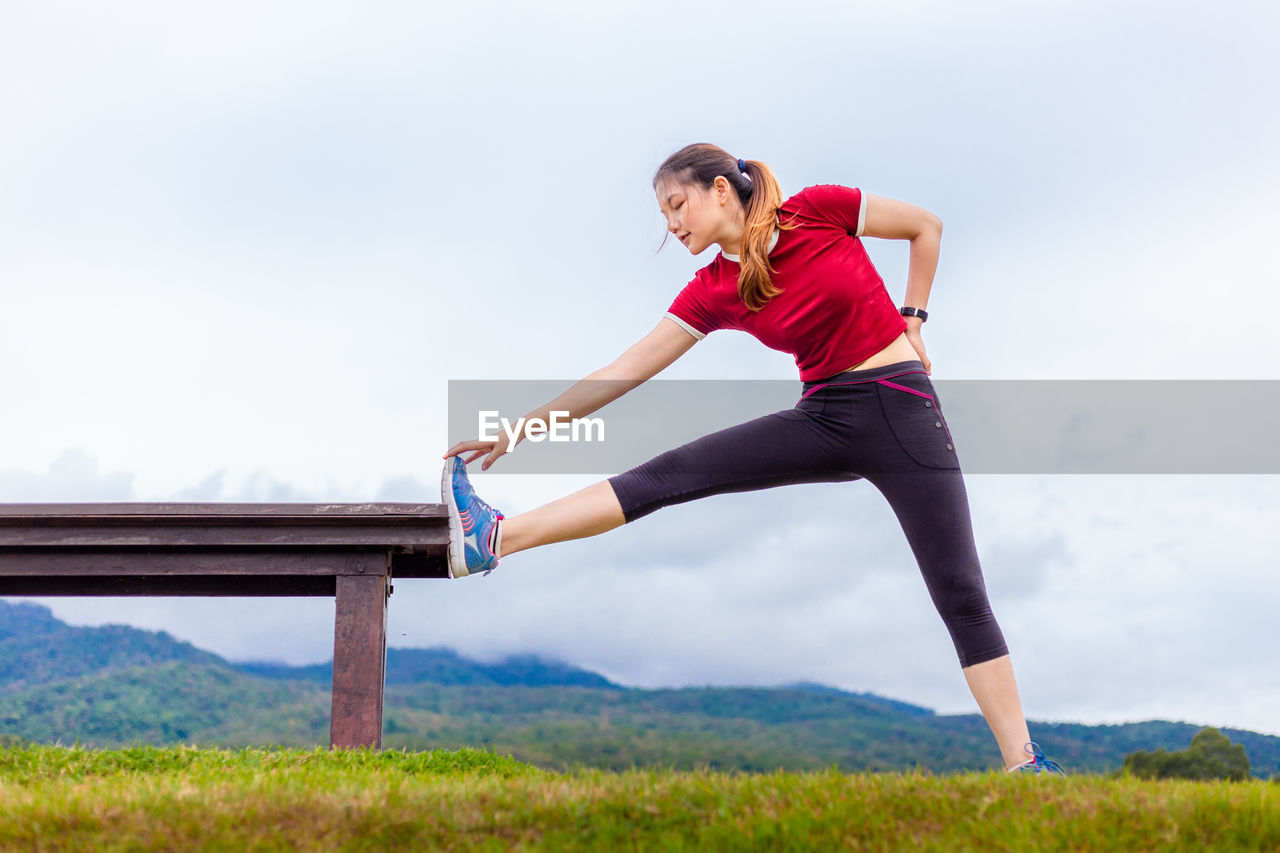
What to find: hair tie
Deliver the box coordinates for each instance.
[737,158,747,173]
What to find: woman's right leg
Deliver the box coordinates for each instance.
[499,480,626,557]
[499,397,857,557]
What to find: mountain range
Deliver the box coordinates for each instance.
[2,600,1276,778]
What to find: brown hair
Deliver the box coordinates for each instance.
[654,143,797,311]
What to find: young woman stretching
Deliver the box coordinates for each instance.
[442,143,1067,775]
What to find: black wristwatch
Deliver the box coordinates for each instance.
[900,306,928,322]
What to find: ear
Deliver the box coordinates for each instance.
[712,175,732,204]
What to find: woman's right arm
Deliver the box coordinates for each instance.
[443,317,700,469]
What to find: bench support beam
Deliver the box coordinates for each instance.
[330,569,389,749]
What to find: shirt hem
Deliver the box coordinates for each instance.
[795,321,909,383]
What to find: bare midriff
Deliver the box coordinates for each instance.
[837,332,921,373]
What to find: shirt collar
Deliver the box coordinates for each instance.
[720,228,780,263]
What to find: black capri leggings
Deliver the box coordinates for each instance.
[606,359,1009,668]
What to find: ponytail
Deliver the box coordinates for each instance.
[735,158,794,311]
[653,143,798,312]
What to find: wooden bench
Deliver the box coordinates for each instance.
[0,503,451,749]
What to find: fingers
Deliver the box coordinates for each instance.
[904,331,930,375]
[443,439,494,460]
[442,444,510,469]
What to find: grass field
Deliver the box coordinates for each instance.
[1,745,1277,851]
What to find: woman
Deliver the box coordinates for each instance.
[441,143,1067,776]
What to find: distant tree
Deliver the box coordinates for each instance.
[1123,727,1251,781]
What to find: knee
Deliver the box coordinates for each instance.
[936,584,1009,666]
[935,579,997,629]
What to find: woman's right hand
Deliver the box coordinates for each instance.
[442,431,518,471]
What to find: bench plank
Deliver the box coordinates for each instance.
[0,503,451,518]
[0,575,335,596]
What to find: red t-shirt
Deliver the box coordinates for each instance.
[664,184,908,382]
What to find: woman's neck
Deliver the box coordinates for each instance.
[720,228,780,262]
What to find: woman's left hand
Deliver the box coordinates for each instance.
[905,320,931,375]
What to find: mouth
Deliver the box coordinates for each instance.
[679,233,690,245]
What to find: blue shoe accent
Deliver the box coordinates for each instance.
[440,456,503,579]
[1008,741,1069,776]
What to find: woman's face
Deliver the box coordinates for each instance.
[656,177,733,256]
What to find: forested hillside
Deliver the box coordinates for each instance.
[2,601,1277,777]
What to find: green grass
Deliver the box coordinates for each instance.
[1,745,1277,851]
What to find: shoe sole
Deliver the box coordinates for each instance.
[440,457,470,579]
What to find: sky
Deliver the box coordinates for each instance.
[2,0,1279,739]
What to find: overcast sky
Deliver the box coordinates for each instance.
[2,0,1279,739]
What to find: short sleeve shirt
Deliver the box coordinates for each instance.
[664,184,907,382]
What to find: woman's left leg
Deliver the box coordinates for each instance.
[962,654,1034,770]
[866,467,1032,769]
[845,360,1035,769]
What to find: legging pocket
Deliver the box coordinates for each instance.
[874,376,960,470]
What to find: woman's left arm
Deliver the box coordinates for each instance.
[862,193,943,364]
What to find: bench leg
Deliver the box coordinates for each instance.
[330,571,388,748]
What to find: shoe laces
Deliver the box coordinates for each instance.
[471,494,501,521]
[1021,741,1069,776]
[454,465,500,520]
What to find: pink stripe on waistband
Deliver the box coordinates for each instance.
[875,378,934,400]
[801,369,929,399]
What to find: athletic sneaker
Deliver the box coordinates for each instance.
[441,455,504,579]
[1007,741,1069,776]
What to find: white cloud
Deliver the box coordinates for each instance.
[0,449,135,501]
